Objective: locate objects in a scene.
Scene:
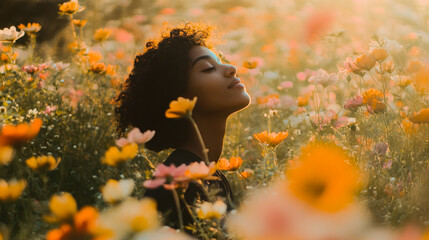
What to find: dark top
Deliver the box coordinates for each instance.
[144,149,235,229]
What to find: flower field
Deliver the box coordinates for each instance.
[1,0,429,239]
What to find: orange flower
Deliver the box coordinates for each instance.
[89,62,106,74]
[355,54,376,71]
[165,97,197,118]
[59,0,84,15]
[17,23,41,34]
[371,48,388,62]
[46,206,110,240]
[407,60,422,73]
[94,28,112,42]
[0,118,42,146]
[297,96,309,107]
[287,143,361,212]
[402,119,418,135]
[72,19,87,28]
[26,155,61,173]
[409,108,429,124]
[0,179,26,202]
[413,66,429,94]
[381,60,395,73]
[254,130,289,148]
[217,157,243,171]
[257,94,279,105]
[362,88,383,105]
[243,60,258,69]
[240,168,254,179]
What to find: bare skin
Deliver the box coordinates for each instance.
[177,46,251,162]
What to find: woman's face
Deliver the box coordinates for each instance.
[186,46,251,116]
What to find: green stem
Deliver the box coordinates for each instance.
[171,189,184,232]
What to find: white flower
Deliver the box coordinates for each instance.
[0,26,25,43]
[101,179,135,204]
[197,200,227,219]
[308,69,338,87]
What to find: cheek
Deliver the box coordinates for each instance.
[189,75,250,113]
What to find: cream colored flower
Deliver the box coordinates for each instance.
[197,200,227,219]
[101,179,135,204]
[0,26,25,43]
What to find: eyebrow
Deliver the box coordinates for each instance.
[191,55,221,68]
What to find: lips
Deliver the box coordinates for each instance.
[228,78,242,89]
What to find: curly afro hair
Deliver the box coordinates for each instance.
[114,23,214,152]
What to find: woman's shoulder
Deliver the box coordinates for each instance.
[163,149,202,166]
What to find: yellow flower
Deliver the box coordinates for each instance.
[17,23,41,34]
[243,60,258,69]
[0,118,42,147]
[409,108,429,124]
[0,179,26,202]
[253,130,289,148]
[26,155,61,173]
[355,54,376,71]
[102,143,138,167]
[72,19,87,27]
[129,198,159,232]
[0,145,14,165]
[89,62,106,74]
[371,48,388,62]
[59,0,84,15]
[197,200,227,219]
[165,97,197,118]
[287,143,361,212]
[101,179,135,204]
[217,157,243,171]
[93,28,112,42]
[44,192,78,223]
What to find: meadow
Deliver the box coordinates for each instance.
[1,0,429,239]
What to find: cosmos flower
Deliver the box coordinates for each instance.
[409,108,429,124]
[115,128,155,147]
[287,143,361,212]
[17,23,41,34]
[253,131,289,148]
[165,97,197,118]
[0,118,43,146]
[44,192,78,223]
[216,157,243,171]
[355,54,376,71]
[102,143,138,167]
[143,163,189,190]
[0,179,26,202]
[197,200,227,219]
[0,26,25,43]
[59,0,85,15]
[101,179,135,204]
[26,155,61,173]
[308,69,338,87]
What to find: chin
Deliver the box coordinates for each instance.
[230,93,251,114]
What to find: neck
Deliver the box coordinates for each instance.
[178,113,227,163]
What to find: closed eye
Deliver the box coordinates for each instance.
[202,67,215,72]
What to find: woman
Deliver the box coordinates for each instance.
[114,23,250,231]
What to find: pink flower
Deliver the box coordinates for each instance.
[265,97,281,109]
[344,95,363,111]
[115,128,155,147]
[338,57,361,74]
[185,161,217,180]
[143,164,189,190]
[280,81,293,89]
[308,69,338,87]
[44,105,57,115]
[23,65,38,74]
[296,72,307,81]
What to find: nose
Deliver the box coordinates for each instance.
[224,64,237,77]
